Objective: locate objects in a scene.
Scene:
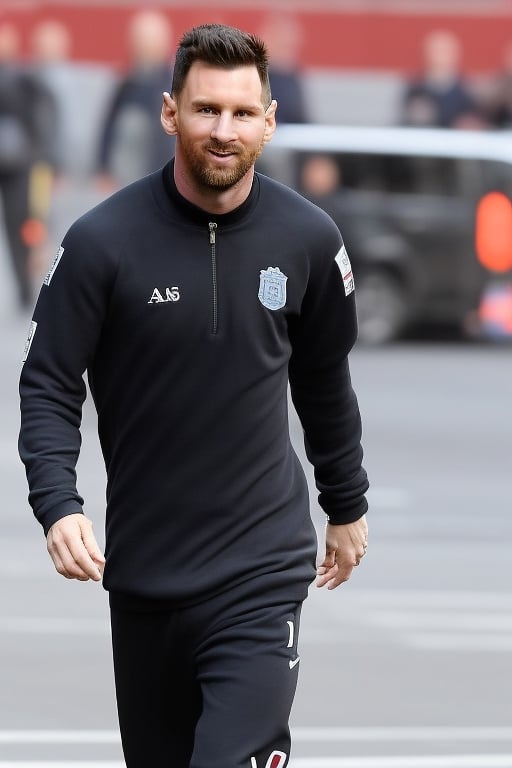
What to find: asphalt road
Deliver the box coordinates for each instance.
[0,196,511,767]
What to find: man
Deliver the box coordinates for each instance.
[19,24,369,768]
[401,29,483,129]
[96,9,175,190]
[258,11,308,125]
[0,21,57,309]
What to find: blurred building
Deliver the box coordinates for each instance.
[4,2,512,128]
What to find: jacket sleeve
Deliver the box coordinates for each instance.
[288,223,369,524]
[18,220,116,536]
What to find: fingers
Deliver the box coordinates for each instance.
[81,522,106,568]
[316,517,368,590]
[317,553,354,590]
[352,515,369,559]
[316,544,339,588]
[47,514,105,582]
[316,561,340,589]
[353,538,368,567]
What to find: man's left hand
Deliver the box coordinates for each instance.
[316,514,368,590]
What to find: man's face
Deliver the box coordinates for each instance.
[170,61,275,191]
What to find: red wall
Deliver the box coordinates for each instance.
[2,3,512,74]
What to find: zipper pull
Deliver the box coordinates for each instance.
[209,221,217,244]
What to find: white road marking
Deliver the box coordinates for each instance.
[2,726,512,744]
[292,759,512,767]
[0,731,119,744]
[292,727,512,742]
[0,764,124,768]
[367,609,512,653]
[2,730,512,767]
[318,592,512,653]
[3,592,512,636]
[291,760,512,767]
[371,611,512,631]
[2,758,512,768]
[406,633,512,652]
[0,617,107,635]
[341,591,512,609]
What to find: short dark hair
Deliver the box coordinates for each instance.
[171,23,271,107]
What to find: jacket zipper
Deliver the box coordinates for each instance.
[209,222,218,335]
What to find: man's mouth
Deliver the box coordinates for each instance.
[207,146,238,158]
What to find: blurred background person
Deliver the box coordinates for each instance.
[400,28,485,129]
[30,19,76,177]
[96,9,174,192]
[298,153,369,235]
[298,152,370,274]
[258,11,308,124]
[297,153,364,277]
[479,40,512,128]
[299,152,341,200]
[28,16,119,270]
[0,20,57,311]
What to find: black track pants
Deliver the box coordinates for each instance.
[109,590,303,768]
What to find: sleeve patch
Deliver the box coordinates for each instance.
[22,320,37,364]
[335,244,355,296]
[44,246,64,286]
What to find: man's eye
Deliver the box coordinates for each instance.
[199,107,215,114]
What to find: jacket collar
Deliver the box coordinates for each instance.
[161,159,259,227]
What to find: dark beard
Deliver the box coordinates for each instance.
[182,139,264,191]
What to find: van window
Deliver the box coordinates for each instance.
[313,152,463,196]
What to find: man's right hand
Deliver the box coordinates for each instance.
[47,513,105,582]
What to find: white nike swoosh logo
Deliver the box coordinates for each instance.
[289,656,300,670]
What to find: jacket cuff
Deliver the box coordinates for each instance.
[39,503,84,537]
[327,497,368,525]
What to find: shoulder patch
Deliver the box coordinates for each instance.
[335,244,355,297]
[44,246,64,287]
[22,320,37,364]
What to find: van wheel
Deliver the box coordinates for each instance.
[355,271,407,344]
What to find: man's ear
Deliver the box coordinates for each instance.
[161,91,178,136]
[263,99,277,144]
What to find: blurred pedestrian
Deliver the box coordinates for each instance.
[19,23,369,768]
[96,9,175,191]
[258,11,308,124]
[479,40,512,128]
[298,153,350,234]
[401,29,484,128]
[297,153,371,283]
[299,152,342,199]
[0,21,57,310]
[30,19,76,176]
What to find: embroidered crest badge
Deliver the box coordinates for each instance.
[258,267,288,311]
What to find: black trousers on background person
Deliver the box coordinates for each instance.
[0,168,32,309]
[110,587,303,768]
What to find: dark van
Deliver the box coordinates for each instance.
[260,125,512,343]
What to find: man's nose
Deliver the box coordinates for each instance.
[210,112,237,142]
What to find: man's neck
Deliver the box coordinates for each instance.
[173,156,254,215]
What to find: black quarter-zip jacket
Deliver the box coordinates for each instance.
[19,161,369,605]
